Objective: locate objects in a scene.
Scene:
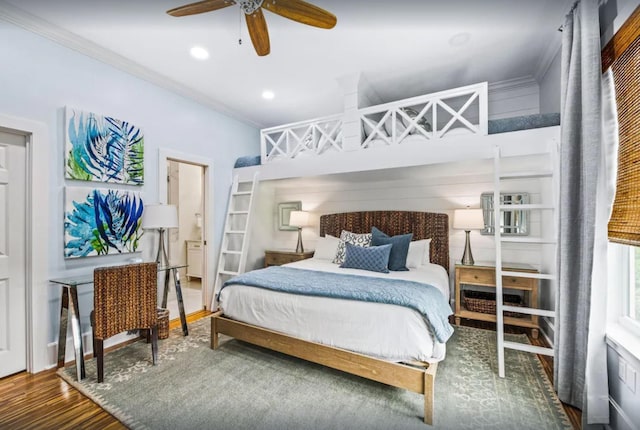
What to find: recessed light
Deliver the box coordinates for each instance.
[262,90,275,100]
[449,32,471,47]
[190,46,209,60]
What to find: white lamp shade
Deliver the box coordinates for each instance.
[289,210,310,228]
[453,208,485,230]
[142,204,178,229]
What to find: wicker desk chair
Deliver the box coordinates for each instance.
[92,262,159,382]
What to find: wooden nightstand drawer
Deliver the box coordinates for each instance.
[458,266,536,290]
[264,250,314,267]
[459,268,495,286]
[502,274,535,289]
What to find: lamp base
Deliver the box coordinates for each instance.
[295,228,304,253]
[461,230,475,265]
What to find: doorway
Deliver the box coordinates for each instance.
[166,159,206,318]
[0,130,27,378]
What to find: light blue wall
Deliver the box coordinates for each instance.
[0,19,259,356]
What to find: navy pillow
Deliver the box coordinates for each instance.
[340,242,392,273]
[371,226,413,271]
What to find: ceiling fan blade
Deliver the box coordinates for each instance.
[262,0,336,29]
[245,8,270,56]
[167,0,235,17]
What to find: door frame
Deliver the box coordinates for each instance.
[158,149,214,309]
[0,114,49,373]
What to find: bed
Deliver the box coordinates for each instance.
[210,211,450,425]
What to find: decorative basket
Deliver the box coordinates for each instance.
[462,290,525,318]
[157,308,170,340]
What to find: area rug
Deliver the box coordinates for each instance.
[58,319,572,430]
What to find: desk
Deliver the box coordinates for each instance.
[50,263,188,381]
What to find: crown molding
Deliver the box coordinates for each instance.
[489,76,539,92]
[0,1,261,129]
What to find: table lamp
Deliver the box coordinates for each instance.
[142,204,178,267]
[453,208,485,265]
[289,210,310,253]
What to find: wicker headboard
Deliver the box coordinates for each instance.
[319,211,449,273]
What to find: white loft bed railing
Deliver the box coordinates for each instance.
[260,114,344,163]
[260,82,488,164]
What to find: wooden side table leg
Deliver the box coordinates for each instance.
[531,328,539,339]
[455,317,461,326]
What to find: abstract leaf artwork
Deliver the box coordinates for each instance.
[65,107,144,185]
[64,187,144,258]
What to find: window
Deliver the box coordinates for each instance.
[602,7,640,344]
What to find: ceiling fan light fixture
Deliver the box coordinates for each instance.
[190,46,210,60]
[240,0,264,15]
[168,0,336,57]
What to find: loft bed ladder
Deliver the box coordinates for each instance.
[493,144,558,378]
[213,172,259,309]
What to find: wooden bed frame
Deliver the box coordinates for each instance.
[210,211,450,425]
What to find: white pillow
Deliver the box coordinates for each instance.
[406,238,432,268]
[313,235,340,261]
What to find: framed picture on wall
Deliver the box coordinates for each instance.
[64,107,144,185]
[278,201,301,231]
[64,186,144,258]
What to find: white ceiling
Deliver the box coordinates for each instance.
[1,0,570,128]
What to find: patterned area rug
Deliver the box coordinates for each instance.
[58,319,572,430]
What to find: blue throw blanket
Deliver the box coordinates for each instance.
[220,266,454,343]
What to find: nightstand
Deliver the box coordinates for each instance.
[264,249,314,267]
[454,262,540,339]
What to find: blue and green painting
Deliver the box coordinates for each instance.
[65,107,144,185]
[64,187,143,258]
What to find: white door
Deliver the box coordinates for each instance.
[0,130,27,378]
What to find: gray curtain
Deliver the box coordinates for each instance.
[555,0,602,412]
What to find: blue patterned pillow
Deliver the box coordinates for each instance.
[340,242,392,273]
[371,226,413,271]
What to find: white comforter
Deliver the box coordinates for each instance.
[219,258,451,363]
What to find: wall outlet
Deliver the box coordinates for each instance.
[619,356,637,394]
[619,357,627,382]
[627,366,636,394]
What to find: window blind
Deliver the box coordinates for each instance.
[603,6,640,245]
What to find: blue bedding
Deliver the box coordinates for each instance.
[220,266,454,343]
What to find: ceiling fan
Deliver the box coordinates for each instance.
[167,0,337,57]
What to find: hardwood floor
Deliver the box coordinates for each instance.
[0,310,210,430]
[0,311,581,429]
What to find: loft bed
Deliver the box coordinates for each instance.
[212,210,449,425]
[212,83,561,426]
[233,82,560,181]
